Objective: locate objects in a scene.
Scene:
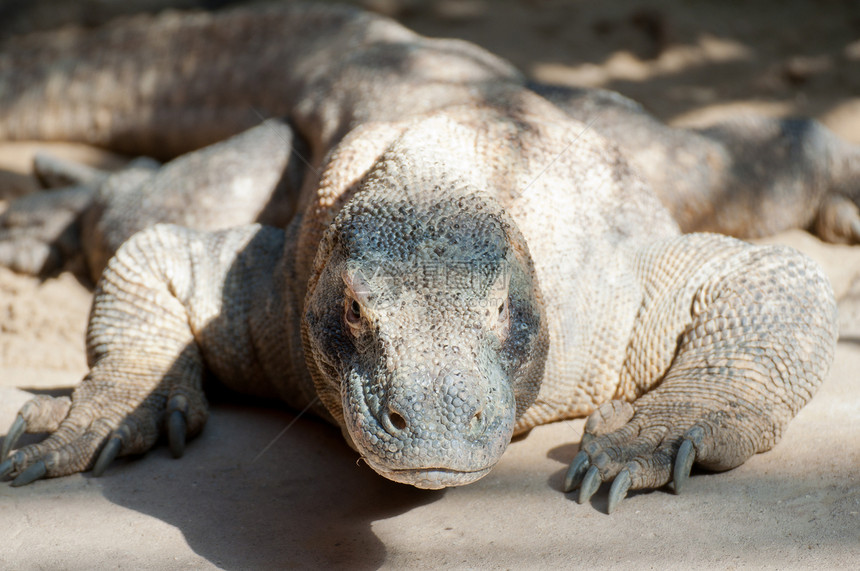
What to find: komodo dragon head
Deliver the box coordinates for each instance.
[303,145,548,489]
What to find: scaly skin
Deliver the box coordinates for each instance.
[531,83,860,242]
[0,4,842,511]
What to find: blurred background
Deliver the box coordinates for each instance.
[1,0,858,141]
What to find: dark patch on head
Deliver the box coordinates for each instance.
[332,188,512,307]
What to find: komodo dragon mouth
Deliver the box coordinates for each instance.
[362,460,494,489]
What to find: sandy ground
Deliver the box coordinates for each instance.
[0,1,859,568]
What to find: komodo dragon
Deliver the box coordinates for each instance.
[0,3,853,513]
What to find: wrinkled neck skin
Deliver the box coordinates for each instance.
[302,151,548,489]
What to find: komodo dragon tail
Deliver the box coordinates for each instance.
[0,5,360,159]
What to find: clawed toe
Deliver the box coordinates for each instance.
[672,439,696,495]
[0,457,14,479]
[11,460,46,487]
[577,465,601,504]
[607,469,631,514]
[562,450,590,492]
[166,395,189,459]
[1,414,26,460]
[92,435,122,477]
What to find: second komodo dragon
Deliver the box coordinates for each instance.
[0,3,854,513]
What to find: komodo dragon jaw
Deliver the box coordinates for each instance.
[302,171,548,488]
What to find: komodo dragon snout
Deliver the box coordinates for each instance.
[302,175,548,488]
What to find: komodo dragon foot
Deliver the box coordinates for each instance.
[0,154,158,277]
[0,370,209,485]
[562,400,729,514]
[0,118,301,282]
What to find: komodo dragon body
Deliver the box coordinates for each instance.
[0,4,851,512]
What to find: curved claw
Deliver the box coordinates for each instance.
[607,469,631,514]
[167,410,187,459]
[1,414,26,460]
[673,439,696,495]
[563,451,591,492]
[11,460,46,486]
[93,435,122,477]
[0,457,14,479]
[577,465,602,504]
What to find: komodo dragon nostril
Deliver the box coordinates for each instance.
[468,409,486,436]
[388,409,407,431]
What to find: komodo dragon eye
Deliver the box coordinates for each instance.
[495,297,511,341]
[344,298,363,334]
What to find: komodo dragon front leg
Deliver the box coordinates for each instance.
[563,234,838,512]
[0,223,314,484]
